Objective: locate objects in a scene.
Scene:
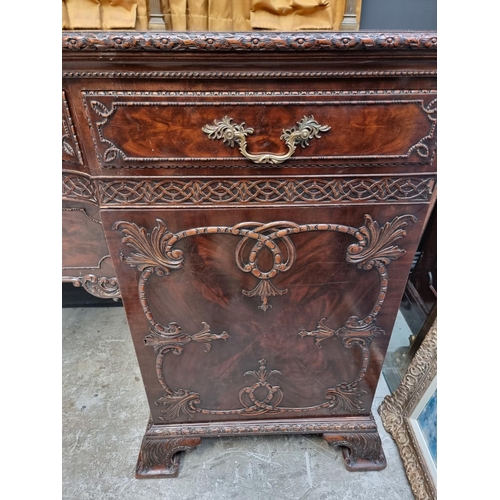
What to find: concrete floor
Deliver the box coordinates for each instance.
[62,307,414,500]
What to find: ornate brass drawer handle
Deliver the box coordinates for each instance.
[202,115,330,165]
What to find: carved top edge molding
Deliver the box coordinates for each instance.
[62,32,437,53]
[63,70,437,79]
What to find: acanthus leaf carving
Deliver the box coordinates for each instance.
[324,384,367,413]
[202,116,254,148]
[347,214,417,270]
[242,279,287,312]
[145,321,229,355]
[113,219,184,276]
[156,389,201,421]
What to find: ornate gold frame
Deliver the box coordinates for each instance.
[378,319,437,500]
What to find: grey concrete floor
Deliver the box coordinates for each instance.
[62,307,414,500]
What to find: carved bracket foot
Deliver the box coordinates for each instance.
[323,430,387,471]
[135,434,202,479]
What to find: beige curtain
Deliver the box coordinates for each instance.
[64,0,138,29]
[251,0,333,30]
[162,1,251,31]
[63,0,359,31]
[161,0,349,31]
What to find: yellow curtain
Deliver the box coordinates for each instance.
[136,0,148,30]
[162,1,251,31]
[161,0,347,31]
[62,1,71,29]
[250,0,333,30]
[64,0,138,29]
[101,0,138,29]
[65,0,101,28]
[63,0,358,31]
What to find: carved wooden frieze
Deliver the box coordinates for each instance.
[62,92,83,166]
[83,91,437,168]
[62,172,98,205]
[113,213,415,421]
[63,32,437,53]
[146,414,380,437]
[97,176,435,206]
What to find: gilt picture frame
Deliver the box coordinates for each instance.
[378,318,437,500]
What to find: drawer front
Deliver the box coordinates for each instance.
[83,90,437,170]
[102,203,429,425]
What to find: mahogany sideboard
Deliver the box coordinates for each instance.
[62,31,437,478]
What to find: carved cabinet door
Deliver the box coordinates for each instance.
[102,202,427,426]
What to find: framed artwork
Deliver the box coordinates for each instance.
[378,318,437,500]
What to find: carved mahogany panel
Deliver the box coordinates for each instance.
[102,204,428,425]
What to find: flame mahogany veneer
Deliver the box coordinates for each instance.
[62,31,437,478]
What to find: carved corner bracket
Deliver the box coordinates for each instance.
[67,275,121,301]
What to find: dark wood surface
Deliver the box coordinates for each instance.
[400,204,437,334]
[62,30,437,477]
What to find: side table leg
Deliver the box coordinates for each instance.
[135,434,202,479]
[323,431,387,471]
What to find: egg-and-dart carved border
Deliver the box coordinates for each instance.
[114,213,415,421]
[83,92,436,167]
[62,32,437,53]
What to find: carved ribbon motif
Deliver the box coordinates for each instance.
[114,213,415,420]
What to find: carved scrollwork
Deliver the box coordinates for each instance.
[323,431,386,471]
[242,280,287,312]
[145,322,229,355]
[239,359,284,413]
[70,275,121,300]
[347,214,417,270]
[113,219,184,276]
[156,390,201,421]
[407,99,437,159]
[115,213,415,420]
[136,435,202,478]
